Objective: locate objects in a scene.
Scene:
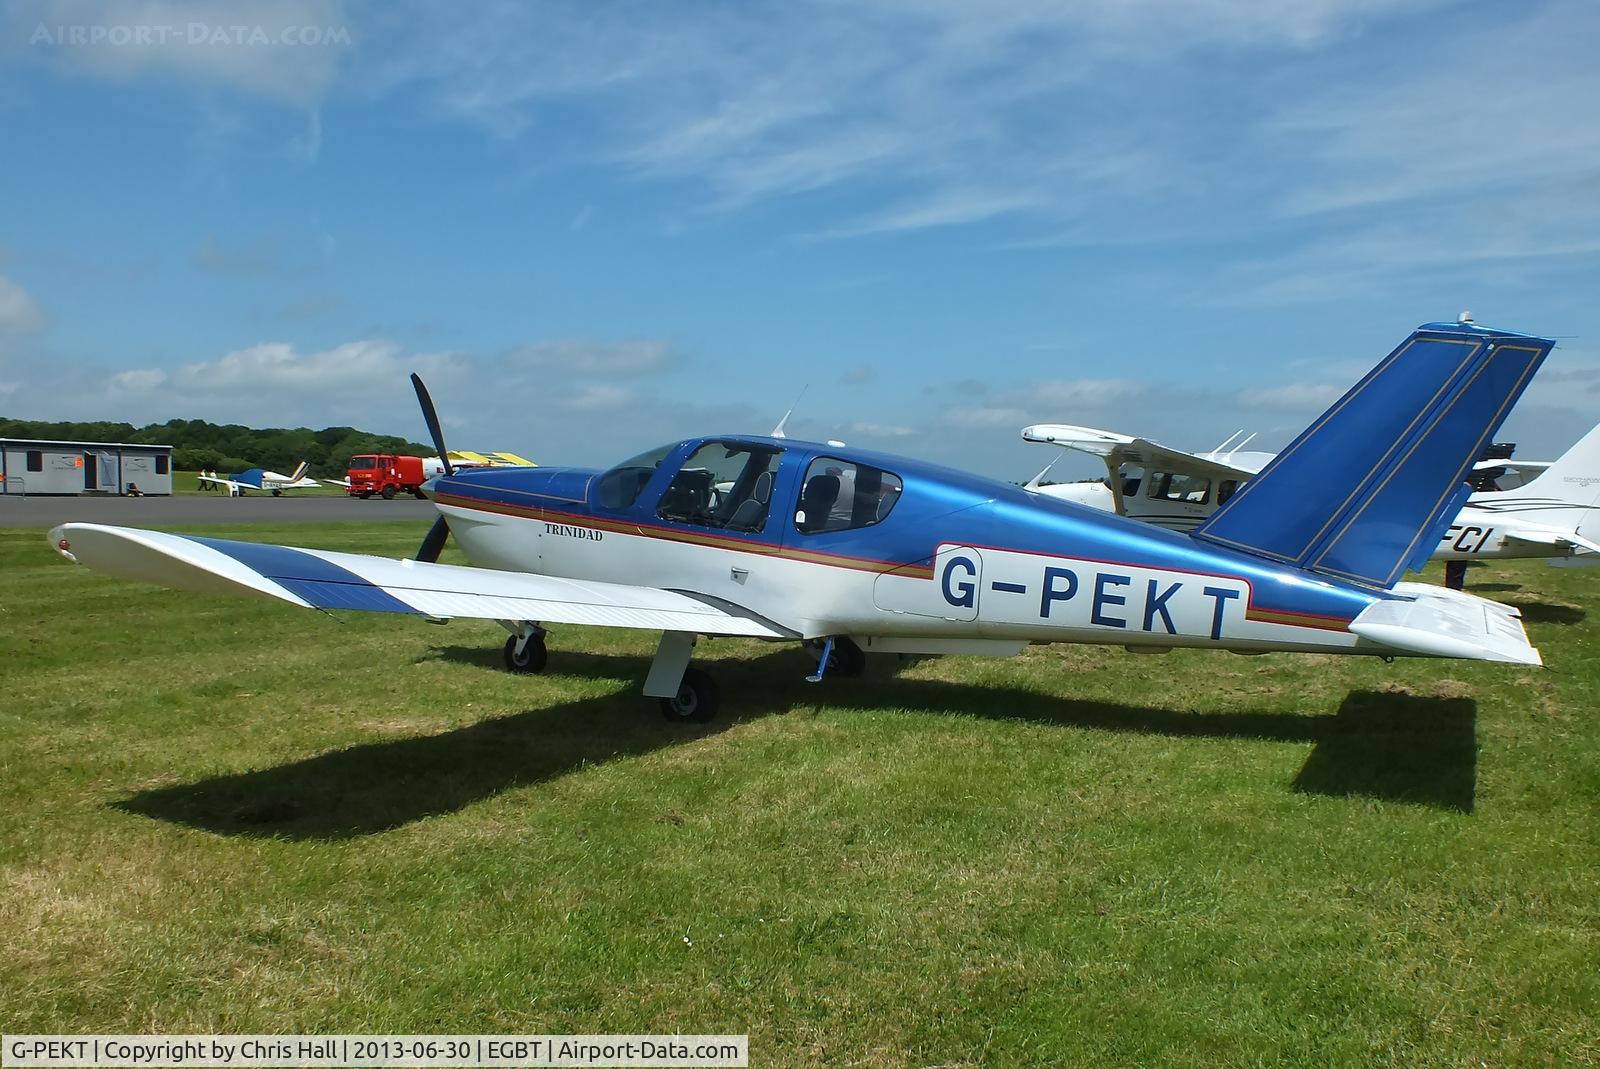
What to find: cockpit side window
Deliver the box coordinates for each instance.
[657,442,783,532]
[795,456,903,534]
[595,442,677,510]
[1147,470,1211,504]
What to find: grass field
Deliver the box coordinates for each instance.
[172,471,347,496]
[3,521,1598,1066]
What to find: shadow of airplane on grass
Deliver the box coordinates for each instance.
[1501,598,1586,625]
[114,648,1478,839]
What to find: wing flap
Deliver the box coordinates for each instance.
[49,523,790,638]
[1349,584,1540,665]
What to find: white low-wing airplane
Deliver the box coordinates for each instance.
[1025,416,1600,581]
[200,461,322,497]
[52,322,1554,721]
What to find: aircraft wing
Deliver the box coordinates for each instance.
[1500,527,1600,556]
[322,478,351,489]
[48,523,795,639]
[196,476,246,493]
[1474,459,1550,476]
[1350,584,1540,665]
[1022,424,1254,481]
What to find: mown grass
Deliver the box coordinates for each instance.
[172,471,346,496]
[2,522,1598,1067]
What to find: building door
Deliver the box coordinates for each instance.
[82,453,96,490]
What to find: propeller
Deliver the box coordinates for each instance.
[411,373,454,564]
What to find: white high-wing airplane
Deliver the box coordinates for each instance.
[199,461,323,497]
[1024,418,1600,582]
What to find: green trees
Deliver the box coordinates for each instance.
[0,417,433,477]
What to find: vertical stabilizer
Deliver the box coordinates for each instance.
[1194,322,1554,589]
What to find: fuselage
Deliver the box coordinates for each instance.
[1039,475,1586,561]
[427,435,1389,656]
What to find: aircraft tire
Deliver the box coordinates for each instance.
[382,485,397,500]
[660,667,718,724]
[503,633,548,673]
[828,637,867,676]
[272,489,282,497]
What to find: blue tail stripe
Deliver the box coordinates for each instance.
[186,535,418,614]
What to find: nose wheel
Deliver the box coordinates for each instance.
[503,632,548,673]
[659,667,719,723]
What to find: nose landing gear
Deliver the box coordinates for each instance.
[501,622,548,673]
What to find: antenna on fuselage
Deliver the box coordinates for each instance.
[771,385,809,439]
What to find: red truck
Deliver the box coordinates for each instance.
[346,454,429,499]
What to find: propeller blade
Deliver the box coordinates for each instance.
[410,373,454,477]
[416,516,451,564]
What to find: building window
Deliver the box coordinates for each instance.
[26,450,42,472]
[155,454,169,475]
[657,441,783,532]
[795,456,903,534]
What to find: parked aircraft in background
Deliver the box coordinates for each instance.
[53,321,1553,722]
[321,451,535,490]
[198,461,322,497]
[1025,415,1600,588]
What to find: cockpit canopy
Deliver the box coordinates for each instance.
[595,438,904,536]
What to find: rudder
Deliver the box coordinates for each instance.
[1194,322,1554,589]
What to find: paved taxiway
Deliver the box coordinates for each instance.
[0,495,437,529]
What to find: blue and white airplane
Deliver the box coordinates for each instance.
[51,321,1552,722]
[198,461,322,497]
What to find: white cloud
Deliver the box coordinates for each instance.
[1238,382,1345,410]
[845,421,916,439]
[0,275,47,333]
[174,339,458,394]
[504,339,677,375]
[560,383,636,412]
[109,367,168,392]
[360,0,1452,237]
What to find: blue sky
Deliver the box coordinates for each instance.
[2,0,1598,478]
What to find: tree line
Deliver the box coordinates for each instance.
[0,417,435,476]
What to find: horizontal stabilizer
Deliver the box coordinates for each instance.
[49,523,792,638]
[1195,322,1554,588]
[1350,584,1540,665]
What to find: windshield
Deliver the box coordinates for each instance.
[349,457,377,470]
[595,442,678,509]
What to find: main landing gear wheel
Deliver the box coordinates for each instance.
[810,636,866,677]
[503,633,548,673]
[271,489,282,497]
[660,667,719,724]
